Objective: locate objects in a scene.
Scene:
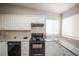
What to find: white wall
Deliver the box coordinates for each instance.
[62,4,79,19]
[62,14,79,38]
[0,4,60,20]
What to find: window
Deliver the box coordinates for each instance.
[46,20,59,35]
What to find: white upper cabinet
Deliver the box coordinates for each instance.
[0,15,31,30]
[0,15,45,30]
[29,16,45,24]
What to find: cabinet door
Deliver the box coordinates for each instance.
[21,42,29,56]
[45,42,67,56]
[46,41,74,56]
[29,16,45,24]
[0,15,31,30]
[10,17,31,30]
[45,42,61,56]
[0,42,1,56]
[56,44,74,56]
[1,42,8,56]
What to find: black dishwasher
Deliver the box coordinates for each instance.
[8,42,21,56]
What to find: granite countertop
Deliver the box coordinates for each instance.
[0,38,55,42]
[0,38,30,42]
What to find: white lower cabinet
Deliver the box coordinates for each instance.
[45,42,62,56]
[1,42,8,56]
[0,42,1,56]
[45,41,74,56]
[21,42,29,56]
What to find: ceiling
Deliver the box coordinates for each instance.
[13,3,78,14]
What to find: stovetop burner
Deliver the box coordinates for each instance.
[31,33,44,41]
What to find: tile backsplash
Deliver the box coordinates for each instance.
[0,31,31,41]
[0,26,46,41]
